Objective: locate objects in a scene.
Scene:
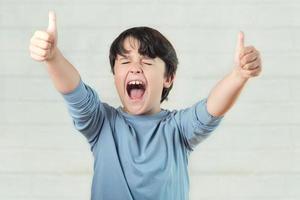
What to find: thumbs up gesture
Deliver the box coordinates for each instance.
[234,32,262,79]
[29,11,58,62]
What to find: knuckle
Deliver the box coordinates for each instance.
[246,46,254,52]
[41,42,47,49]
[242,57,248,65]
[239,52,243,58]
[41,50,47,57]
[247,54,253,60]
[34,31,39,36]
[35,30,43,37]
[46,42,52,49]
[251,71,257,76]
[243,64,249,70]
[257,51,261,58]
[44,34,51,41]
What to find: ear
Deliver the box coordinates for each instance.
[163,74,175,88]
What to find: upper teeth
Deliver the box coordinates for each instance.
[128,80,143,85]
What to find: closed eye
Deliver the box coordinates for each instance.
[143,62,152,65]
[121,62,130,64]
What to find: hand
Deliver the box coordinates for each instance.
[29,11,58,62]
[234,31,262,80]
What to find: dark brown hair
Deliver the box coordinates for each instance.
[109,27,178,103]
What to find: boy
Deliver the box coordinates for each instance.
[29,12,262,200]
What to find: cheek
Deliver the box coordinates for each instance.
[114,74,124,91]
[148,74,164,94]
[114,67,125,84]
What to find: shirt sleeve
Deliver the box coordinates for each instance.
[60,78,106,147]
[173,98,224,151]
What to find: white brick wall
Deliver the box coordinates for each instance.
[1,0,299,199]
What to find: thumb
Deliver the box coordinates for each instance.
[236,31,244,53]
[47,11,57,37]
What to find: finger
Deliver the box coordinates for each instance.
[47,11,57,36]
[242,58,261,70]
[244,66,262,77]
[30,52,46,61]
[252,66,262,76]
[29,44,50,58]
[30,38,52,50]
[33,31,54,42]
[240,46,255,58]
[236,31,244,53]
[240,51,259,66]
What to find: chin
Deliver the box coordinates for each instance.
[123,104,149,115]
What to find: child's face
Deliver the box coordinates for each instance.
[113,37,174,115]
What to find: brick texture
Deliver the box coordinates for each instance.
[0,0,299,199]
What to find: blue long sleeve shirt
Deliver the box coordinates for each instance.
[61,78,223,200]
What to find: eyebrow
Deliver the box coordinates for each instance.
[118,55,154,61]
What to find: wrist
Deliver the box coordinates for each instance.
[46,47,61,63]
[231,67,249,85]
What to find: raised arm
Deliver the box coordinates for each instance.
[206,32,262,117]
[29,11,80,94]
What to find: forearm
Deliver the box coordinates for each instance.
[206,69,248,117]
[206,32,262,117]
[46,49,81,94]
[29,12,81,94]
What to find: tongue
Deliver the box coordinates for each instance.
[130,89,144,99]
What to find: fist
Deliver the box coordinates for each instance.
[234,32,262,79]
[29,11,57,62]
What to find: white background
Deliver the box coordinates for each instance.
[1,0,299,199]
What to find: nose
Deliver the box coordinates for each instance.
[129,62,143,74]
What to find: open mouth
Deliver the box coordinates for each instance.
[126,80,146,100]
